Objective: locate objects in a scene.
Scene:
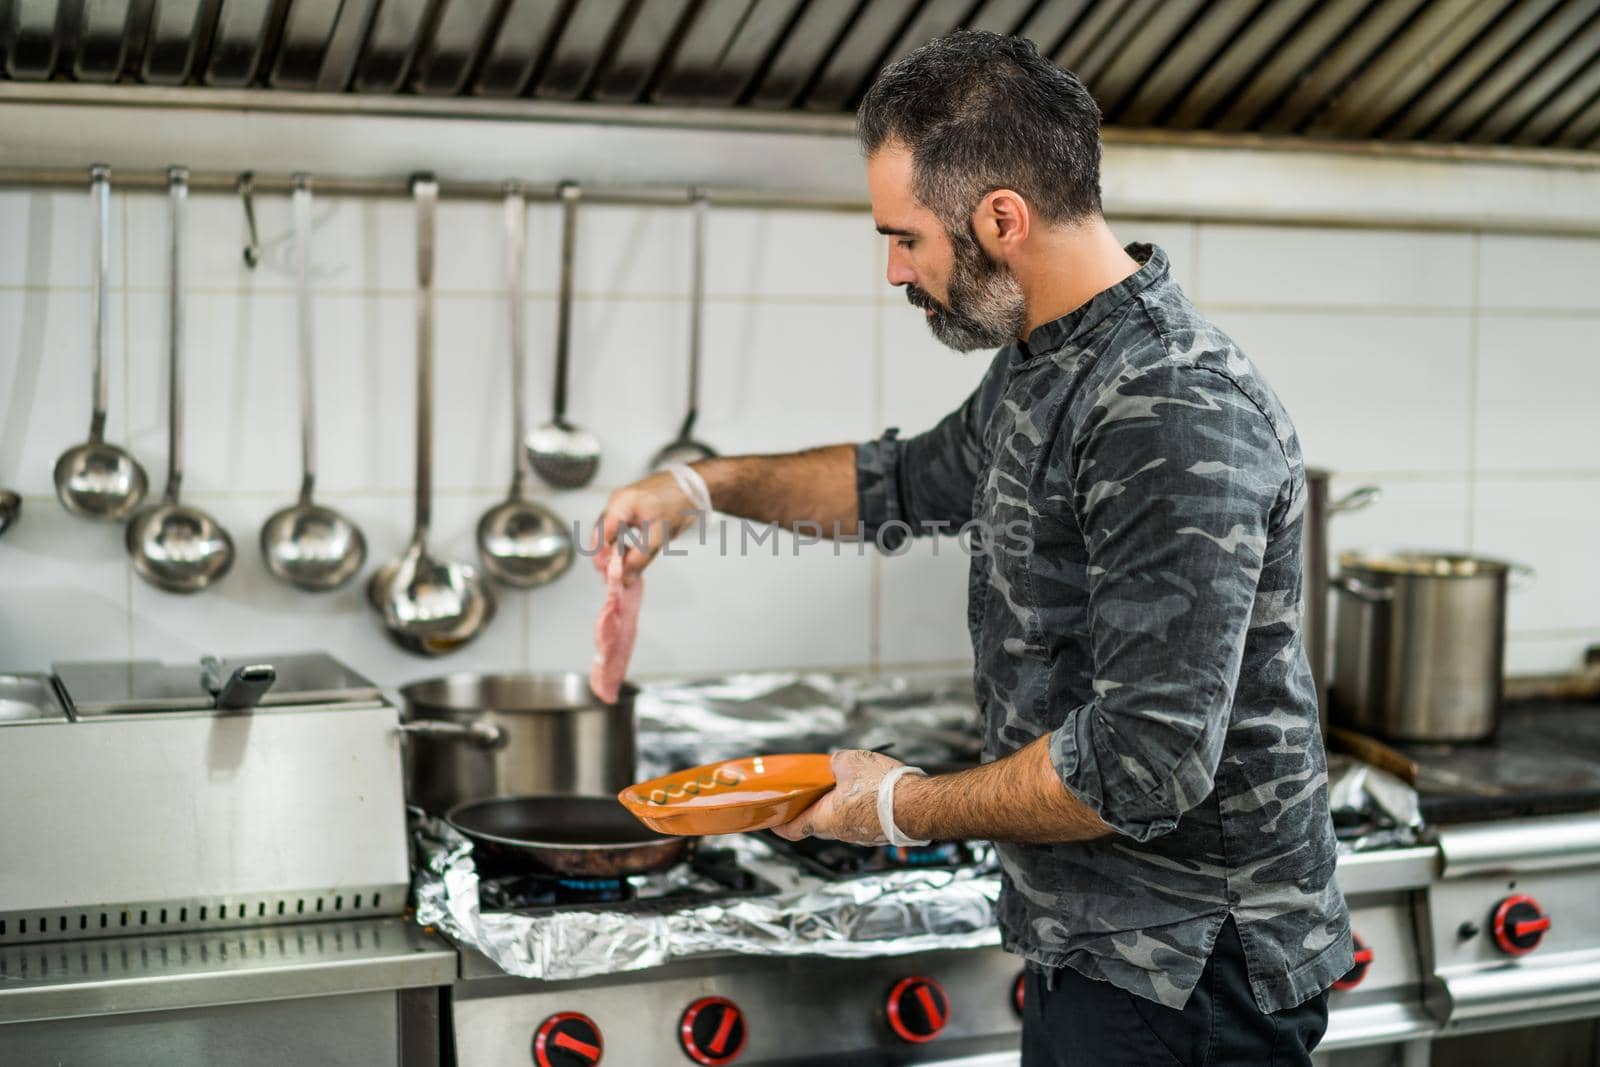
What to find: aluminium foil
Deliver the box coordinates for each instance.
[411,812,1001,981]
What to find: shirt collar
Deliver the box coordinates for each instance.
[1012,243,1167,364]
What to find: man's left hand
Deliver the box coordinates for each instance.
[772,749,903,845]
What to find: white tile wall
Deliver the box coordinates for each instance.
[626,520,876,675]
[875,295,990,671]
[1506,633,1600,674]
[1218,309,1474,474]
[0,503,130,666]
[0,289,129,497]
[0,189,127,290]
[1194,224,1475,309]
[3,188,1597,682]
[1478,234,1600,311]
[706,208,880,300]
[1323,476,1473,561]
[1473,478,1599,635]
[697,301,878,454]
[878,296,992,429]
[1475,315,1600,473]
[877,537,974,668]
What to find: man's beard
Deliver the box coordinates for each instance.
[905,231,1026,352]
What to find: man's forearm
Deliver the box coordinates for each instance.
[895,735,1112,844]
[693,445,861,535]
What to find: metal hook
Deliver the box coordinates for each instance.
[237,171,261,269]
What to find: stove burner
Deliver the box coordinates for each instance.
[479,874,635,910]
[763,833,987,879]
[555,878,630,905]
[476,848,775,916]
[882,842,963,866]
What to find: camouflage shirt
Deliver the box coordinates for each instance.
[855,245,1351,1013]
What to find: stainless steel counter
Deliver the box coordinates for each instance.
[0,917,454,1025]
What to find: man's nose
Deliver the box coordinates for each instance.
[885,250,916,288]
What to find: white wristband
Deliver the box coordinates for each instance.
[877,765,931,847]
[665,462,713,516]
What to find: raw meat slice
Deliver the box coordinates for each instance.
[590,544,643,704]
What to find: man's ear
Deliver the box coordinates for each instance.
[973,188,1030,259]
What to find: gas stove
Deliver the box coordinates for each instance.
[437,838,1500,1067]
[421,819,1015,1066]
[421,683,1600,1066]
[449,942,1024,1067]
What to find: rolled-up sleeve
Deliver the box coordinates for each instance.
[855,347,1011,549]
[1047,362,1290,842]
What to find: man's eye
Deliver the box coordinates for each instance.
[897,238,915,250]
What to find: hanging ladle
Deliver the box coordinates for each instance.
[54,164,149,521]
[649,189,717,470]
[260,174,368,591]
[475,185,574,588]
[368,176,495,655]
[125,167,236,594]
[525,182,602,489]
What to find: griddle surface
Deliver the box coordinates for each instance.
[1394,702,1600,824]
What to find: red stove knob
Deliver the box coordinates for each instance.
[886,976,949,1044]
[1332,934,1374,991]
[679,996,747,1065]
[533,1012,603,1067]
[1493,895,1552,956]
[1013,972,1026,1018]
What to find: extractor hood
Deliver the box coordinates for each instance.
[1,0,1598,151]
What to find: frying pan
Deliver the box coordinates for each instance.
[447,794,692,878]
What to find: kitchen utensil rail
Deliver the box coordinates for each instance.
[0,166,871,212]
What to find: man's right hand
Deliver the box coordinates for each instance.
[593,472,705,580]
[591,446,859,581]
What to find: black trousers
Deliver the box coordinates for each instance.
[1020,918,1329,1067]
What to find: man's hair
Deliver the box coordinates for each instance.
[856,30,1103,232]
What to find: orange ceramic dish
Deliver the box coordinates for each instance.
[618,754,836,836]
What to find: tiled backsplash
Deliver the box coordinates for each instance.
[2,187,1597,686]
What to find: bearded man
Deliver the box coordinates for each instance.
[595,30,1351,1066]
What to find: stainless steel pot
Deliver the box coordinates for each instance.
[1303,470,1380,732]
[399,672,637,814]
[1331,551,1522,742]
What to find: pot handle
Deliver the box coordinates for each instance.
[398,717,507,749]
[1333,575,1395,603]
[1328,485,1381,515]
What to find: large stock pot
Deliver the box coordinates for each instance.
[399,672,637,814]
[1331,552,1521,742]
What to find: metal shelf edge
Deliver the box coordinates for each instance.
[0,918,456,1026]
